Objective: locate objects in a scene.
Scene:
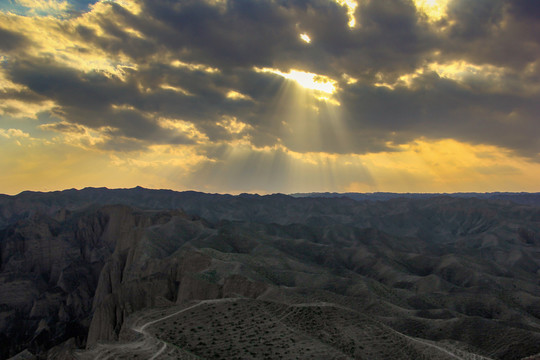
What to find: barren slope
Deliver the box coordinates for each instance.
[0,189,539,359]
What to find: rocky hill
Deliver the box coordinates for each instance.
[0,188,539,359]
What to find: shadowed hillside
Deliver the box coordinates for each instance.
[0,188,539,359]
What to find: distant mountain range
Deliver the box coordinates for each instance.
[292,191,540,206]
[2,187,540,229]
[0,188,539,359]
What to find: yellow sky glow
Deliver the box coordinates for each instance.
[3,127,538,195]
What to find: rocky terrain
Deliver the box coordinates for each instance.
[0,188,539,359]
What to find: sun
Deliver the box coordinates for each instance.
[299,33,311,43]
[256,68,336,94]
[284,70,336,94]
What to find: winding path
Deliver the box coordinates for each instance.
[76,298,237,360]
[278,302,493,360]
[77,298,492,360]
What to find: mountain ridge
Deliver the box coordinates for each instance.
[0,188,539,359]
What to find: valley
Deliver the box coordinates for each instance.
[0,188,539,359]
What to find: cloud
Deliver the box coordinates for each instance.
[0,0,539,193]
[0,128,30,138]
[40,120,86,134]
[0,27,30,52]
[440,0,540,69]
[2,0,539,155]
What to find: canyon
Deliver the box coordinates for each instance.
[0,188,539,359]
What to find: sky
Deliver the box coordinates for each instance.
[0,0,539,195]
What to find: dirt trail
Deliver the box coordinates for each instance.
[281,302,493,360]
[76,299,493,360]
[76,298,238,360]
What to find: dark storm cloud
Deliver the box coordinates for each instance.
[5,58,199,149]
[74,2,160,61]
[2,0,539,158]
[117,0,437,79]
[339,73,540,156]
[342,0,436,78]
[4,55,282,149]
[71,0,353,75]
[0,27,29,52]
[509,0,540,19]
[440,0,540,69]
[6,58,136,114]
[141,0,298,68]
[0,88,46,104]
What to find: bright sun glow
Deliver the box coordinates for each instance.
[414,0,449,21]
[300,33,311,43]
[281,70,336,93]
[256,68,337,94]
